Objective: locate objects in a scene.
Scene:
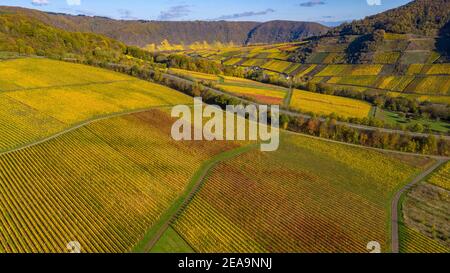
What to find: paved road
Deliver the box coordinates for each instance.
[390,159,448,253]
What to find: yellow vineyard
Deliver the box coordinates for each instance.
[0,58,191,152]
[0,110,239,253]
[290,89,372,118]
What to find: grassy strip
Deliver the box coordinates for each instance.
[396,160,449,253]
[150,227,194,253]
[132,143,258,253]
[283,87,294,108]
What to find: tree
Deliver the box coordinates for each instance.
[425,135,438,154]
[144,43,156,52]
[307,82,317,93]
[306,118,320,135]
[159,39,172,51]
[280,114,290,130]
[409,123,424,133]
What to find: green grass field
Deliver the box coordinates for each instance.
[376,109,450,134]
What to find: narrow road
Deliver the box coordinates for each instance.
[161,71,450,140]
[390,159,448,253]
[140,144,257,253]
[283,87,294,108]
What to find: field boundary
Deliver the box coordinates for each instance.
[0,79,140,93]
[283,87,294,108]
[134,143,258,253]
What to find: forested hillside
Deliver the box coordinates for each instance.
[0,12,122,59]
[0,11,160,65]
[333,0,449,36]
[0,6,328,47]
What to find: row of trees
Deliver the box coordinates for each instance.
[143,40,237,52]
[285,115,448,156]
[153,54,246,78]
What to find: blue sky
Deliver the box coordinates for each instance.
[4,0,412,24]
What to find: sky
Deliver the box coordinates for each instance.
[2,0,412,25]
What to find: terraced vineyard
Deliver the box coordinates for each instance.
[185,34,450,99]
[169,68,376,118]
[0,58,191,152]
[0,109,240,253]
[173,132,432,253]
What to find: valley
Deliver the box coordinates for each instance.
[0,0,448,254]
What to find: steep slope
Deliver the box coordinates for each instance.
[291,0,450,64]
[0,11,126,60]
[0,6,328,47]
[246,20,329,45]
[333,0,450,36]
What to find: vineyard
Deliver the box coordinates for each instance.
[0,109,239,253]
[0,58,191,152]
[173,132,429,253]
[424,161,450,191]
[0,58,131,91]
[400,178,450,253]
[399,223,449,253]
[168,68,376,118]
[217,84,286,105]
[169,68,288,105]
[0,0,449,256]
[182,35,450,99]
[289,89,372,119]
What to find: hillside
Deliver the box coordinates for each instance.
[245,20,329,45]
[0,11,126,61]
[0,6,328,47]
[333,0,450,36]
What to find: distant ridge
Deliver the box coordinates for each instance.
[0,6,329,47]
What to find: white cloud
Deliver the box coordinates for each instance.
[67,0,81,6]
[31,0,49,6]
[367,0,381,6]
